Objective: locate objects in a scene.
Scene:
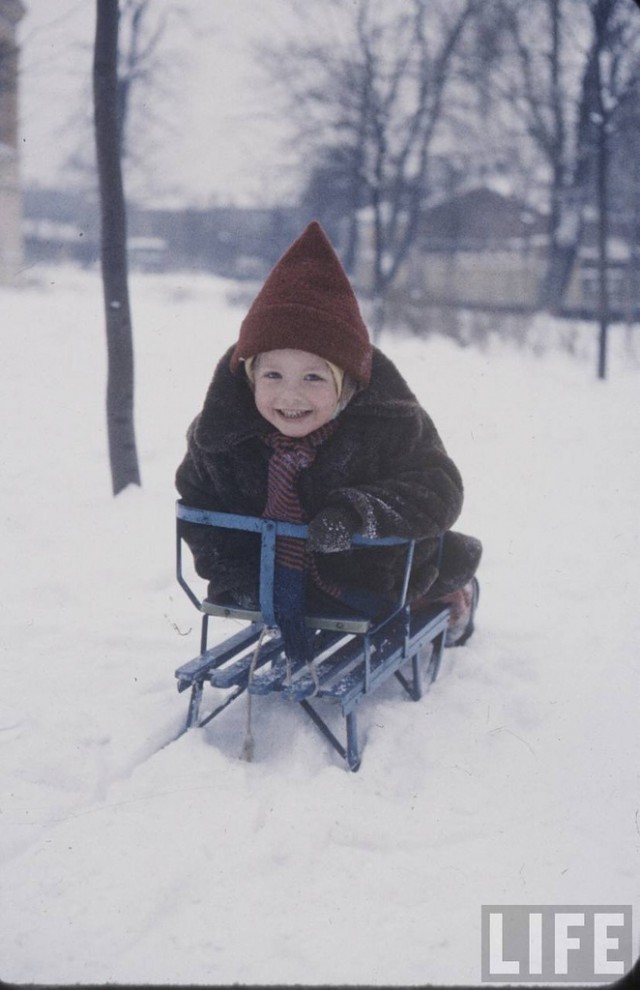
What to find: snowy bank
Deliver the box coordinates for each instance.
[0,266,638,985]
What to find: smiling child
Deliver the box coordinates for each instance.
[175,221,481,653]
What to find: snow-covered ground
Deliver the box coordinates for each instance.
[1,265,638,985]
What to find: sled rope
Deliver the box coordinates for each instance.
[306,652,320,696]
[239,625,268,762]
[285,648,320,697]
[240,623,321,761]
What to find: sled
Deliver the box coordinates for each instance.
[174,502,450,771]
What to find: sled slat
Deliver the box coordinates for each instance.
[201,599,371,634]
[247,629,352,695]
[280,635,370,701]
[174,625,262,691]
[209,634,284,689]
[321,607,450,712]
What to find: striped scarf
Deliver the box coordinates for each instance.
[263,421,338,573]
[260,422,338,675]
[262,424,395,622]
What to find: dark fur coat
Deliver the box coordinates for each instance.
[175,345,482,605]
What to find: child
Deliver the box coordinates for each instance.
[175,221,481,656]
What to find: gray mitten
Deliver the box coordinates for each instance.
[307,505,360,553]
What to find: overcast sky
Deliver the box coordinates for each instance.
[18,0,298,206]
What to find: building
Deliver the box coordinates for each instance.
[22,191,305,278]
[0,0,24,282]
[359,186,639,320]
[390,187,546,312]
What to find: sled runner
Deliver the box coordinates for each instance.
[174,503,450,771]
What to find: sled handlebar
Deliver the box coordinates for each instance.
[175,502,417,626]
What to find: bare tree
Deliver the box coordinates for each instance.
[259,0,479,337]
[69,0,188,200]
[587,0,640,378]
[486,0,640,323]
[93,0,141,494]
[0,28,19,147]
[469,0,585,308]
[116,0,186,168]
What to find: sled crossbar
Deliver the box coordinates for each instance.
[174,503,449,771]
[176,502,413,631]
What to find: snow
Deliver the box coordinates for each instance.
[1,264,639,985]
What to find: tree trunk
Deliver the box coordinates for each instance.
[93,0,141,494]
[594,60,610,381]
[538,0,570,311]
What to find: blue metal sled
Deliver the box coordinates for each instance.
[174,502,450,771]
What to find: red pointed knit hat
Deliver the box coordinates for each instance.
[230,220,372,387]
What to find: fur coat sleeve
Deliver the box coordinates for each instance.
[175,437,262,598]
[320,403,463,541]
[175,363,271,599]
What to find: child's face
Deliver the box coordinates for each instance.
[253,349,339,437]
